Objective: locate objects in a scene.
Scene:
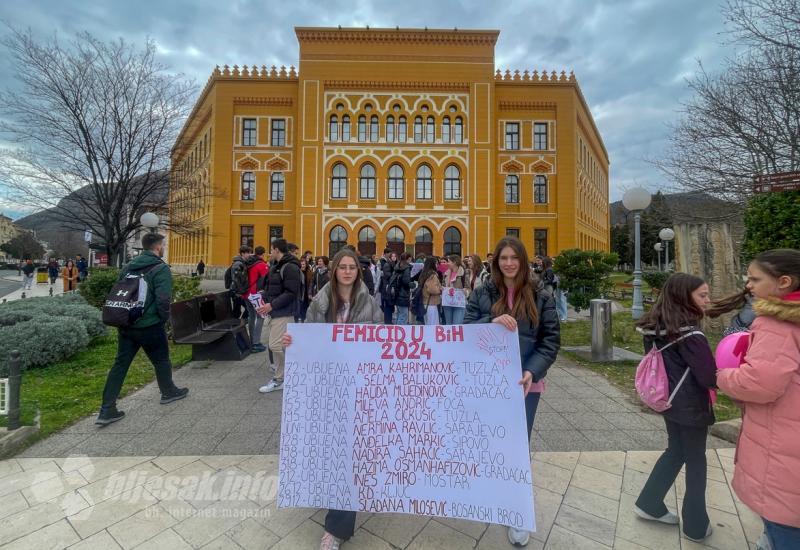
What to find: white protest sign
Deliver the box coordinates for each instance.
[441,287,467,308]
[278,323,535,531]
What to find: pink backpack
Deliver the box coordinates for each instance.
[635,330,705,412]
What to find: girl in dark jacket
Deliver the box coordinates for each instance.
[634,273,715,543]
[464,235,560,547]
[392,252,412,324]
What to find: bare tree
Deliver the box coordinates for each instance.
[0,28,200,265]
[655,0,800,203]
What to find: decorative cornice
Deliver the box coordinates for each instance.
[305,54,493,64]
[498,101,557,110]
[295,27,499,47]
[495,69,575,83]
[324,80,470,91]
[233,97,293,106]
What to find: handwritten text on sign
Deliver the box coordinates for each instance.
[441,287,467,308]
[278,323,536,531]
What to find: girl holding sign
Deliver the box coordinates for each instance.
[464,235,560,547]
[442,254,468,325]
[281,248,382,550]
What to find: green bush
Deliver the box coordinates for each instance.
[78,267,120,307]
[642,271,670,290]
[743,190,800,261]
[172,275,203,302]
[553,249,619,312]
[0,315,90,373]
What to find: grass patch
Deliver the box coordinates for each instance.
[561,313,741,422]
[9,331,191,438]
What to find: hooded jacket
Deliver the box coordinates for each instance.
[716,291,800,528]
[119,251,171,328]
[358,256,375,295]
[306,281,383,324]
[263,253,302,318]
[464,279,560,382]
[390,262,412,307]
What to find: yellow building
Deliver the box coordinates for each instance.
[168,27,609,274]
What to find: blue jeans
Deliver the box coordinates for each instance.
[555,289,568,321]
[764,519,800,550]
[395,306,408,325]
[443,306,465,325]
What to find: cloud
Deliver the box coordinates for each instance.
[0,0,731,202]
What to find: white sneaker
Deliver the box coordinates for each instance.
[259,380,283,393]
[755,531,772,550]
[507,526,530,546]
[685,525,713,542]
[634,506,679,525]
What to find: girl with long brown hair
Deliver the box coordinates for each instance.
[464,235,560,547]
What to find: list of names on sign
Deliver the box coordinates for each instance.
[278,323,536,531]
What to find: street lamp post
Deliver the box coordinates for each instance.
[654,242,663,271]
[140,212,160,234]
[623,188,652,320]
[659,228,675,272]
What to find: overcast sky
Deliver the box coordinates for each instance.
[0,0,732,219]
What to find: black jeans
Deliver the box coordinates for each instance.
[636,418,709,539]
[382,301,394,324]
[101,324,177,409]
[525,390,541,441]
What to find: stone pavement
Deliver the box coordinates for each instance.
[0,449,759,549]
[0,272,66,302]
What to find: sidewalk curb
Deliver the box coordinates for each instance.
[710,418,741,444]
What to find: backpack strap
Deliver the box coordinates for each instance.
[661,330,705,404]
[656,330,705,352]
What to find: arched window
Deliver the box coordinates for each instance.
[454,116,463,144]
[358,226,377,256]
[414,226,433,257]
[387,226,405,242]
[426,116,435,143]
[534,175,548,204]
[444,165,461,200]
[331,163,347,199]
[341,115,351,142]
[370,115,379,142]
[241,172,255,201]
[414,116,423,143]
[443,227,462,256]
[359,164,376,199]
[416,164,432,200]
[358,115,367,142]
[505,174,519,204]
[398,116,407,142]
[329,115,338,142]
[388,164,404,200]
[329,225,348,257]
[442,116,451,144]
[386,115,395,143]
[270,172,284,201]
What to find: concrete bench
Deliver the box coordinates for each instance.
[170,292,251,361]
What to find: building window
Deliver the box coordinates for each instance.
[388,164,404,200]
[331,163,347,199]
[242,118,256,146]
[329,115,338,141]
[270,172,284,201]
[416,164,432,199]
[534,122,548,150]
[271,119,286,146]
[358,226,376,242]
[442,116,451,143]
[454,117,463,144]
[240,225,254,248]
[398,116,407,142]
[359,164,376,199]
[505,174,519,204]
[415,226,433,243]
[414,116,423,143]
[444,164,461,200]
[241,172,255,200]
[505,122,520,150]
[370,115,379,142]
[386,115,395,143]
[506,228,520,237]
[426,116,435,143]
[534,175,548,203]
[269,225,283,245]
[443,226,462,256]
[358,115,367,142]
[534,229,548,257]
[387,226,405,243]
[342,115,351,142]
[329,225,348,257]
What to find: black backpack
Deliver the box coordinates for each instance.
[277,263,304,317]
[102,264,164,327]
[229,259,249,295]
[385,271,400,305]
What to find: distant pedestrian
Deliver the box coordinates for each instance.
[391,253,412,325]
[75,254,89,282]
[96,233,188,426]
[196,259,205,277]
[378,248,395,324]
[62,260,79,292]
[311,256,330,297]
[419,256,442,325]
[47,259,59,285]
[21,259,35,290]
[244,246,269,352]
[442,254,467,325]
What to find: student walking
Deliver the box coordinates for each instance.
[96,233,188,425]
[716,249,800,550]
[244,246,269,352]
[464,235,560,547]
[47,259,59,285]
[21,259,35,289]
[62,259,80,292]
[633,273,716,542]
[280,248,382,550]
[196,259,205,277]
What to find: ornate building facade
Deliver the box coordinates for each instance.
[168,27,609,273]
